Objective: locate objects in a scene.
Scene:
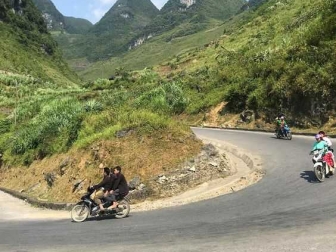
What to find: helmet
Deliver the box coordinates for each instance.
[280,116,284,120]
[315,134,322,139]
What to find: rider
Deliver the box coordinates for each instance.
[276,115,287,136]
[105,166,129,210]
[90,167,113,211]
[318,131,333,151]
[318,131,335,168]
[312,134,328,153]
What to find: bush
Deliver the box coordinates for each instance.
[84,100,103,113]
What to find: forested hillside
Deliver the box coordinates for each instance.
[167,0,336,128]
[0,0,79,85]
[83,0,336,129]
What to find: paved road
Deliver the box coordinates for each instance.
[1,128,336,252]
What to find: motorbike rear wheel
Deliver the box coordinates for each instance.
[314,165,325,182]
[71,203,90,222]
[114,199,130,219]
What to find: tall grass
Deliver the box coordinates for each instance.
[10,98,83,157]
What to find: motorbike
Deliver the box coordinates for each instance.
[71,187,130,222]
[310,149,335,182]
[275,125,292,140]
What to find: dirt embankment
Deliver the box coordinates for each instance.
[0,132,202,204]
[0,137,263,220]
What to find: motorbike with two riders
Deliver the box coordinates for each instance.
[71,186,130,222]
[275,115,292,140]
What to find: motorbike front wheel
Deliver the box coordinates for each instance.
[114,199,130,219]
[286,132,292,140]
[71,203,90,222]
[314,165,325,182]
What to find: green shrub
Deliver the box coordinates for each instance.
[84,100,103,113]
[0,118,11,134]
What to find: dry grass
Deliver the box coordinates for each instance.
[0,131,202,203]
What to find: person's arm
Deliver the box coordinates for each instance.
[325,137,332,147]
[93,176,109,190]
[312,142,318,151]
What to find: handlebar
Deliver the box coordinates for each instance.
[310,149,323,155]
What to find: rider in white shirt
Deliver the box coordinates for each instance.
[319,131,332,150]
[319,131,335,169]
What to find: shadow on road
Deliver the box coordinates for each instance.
[71,214,131,223]
[300,170,317,183]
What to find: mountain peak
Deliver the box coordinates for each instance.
[32,0,92,34]
[91,0,159,35]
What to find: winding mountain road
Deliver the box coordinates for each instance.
[1,128,336,252]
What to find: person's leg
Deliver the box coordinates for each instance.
[107,190,120,209]
[104,193,116,208]
[93,189,105,209]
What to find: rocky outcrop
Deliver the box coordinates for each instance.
[42,13,64,30]
[129,144,231,200]
[128,34,153,50]
[180,0,196,8]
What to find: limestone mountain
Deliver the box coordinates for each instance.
[31,0,92,34]
[31,0,64,30]
[133,0,246,47]
[56,0,159,62]
[90,0,159,35]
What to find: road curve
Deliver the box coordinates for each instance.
[1,128,336,252]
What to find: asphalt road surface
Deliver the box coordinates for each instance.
[1,128,336,252]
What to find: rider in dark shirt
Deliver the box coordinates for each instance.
[106,166,129,210]
[90,167,113,211]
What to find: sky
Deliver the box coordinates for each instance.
[51,0,169,24]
